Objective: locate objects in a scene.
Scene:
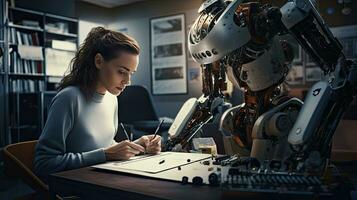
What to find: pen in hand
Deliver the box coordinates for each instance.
[120,123,131,142]
[151,119,164,142]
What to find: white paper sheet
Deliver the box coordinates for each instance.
[94,152,212,174]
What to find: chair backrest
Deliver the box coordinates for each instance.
[117,85,158,123]
[3,140,49,194]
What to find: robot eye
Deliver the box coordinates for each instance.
[212,49,218,55]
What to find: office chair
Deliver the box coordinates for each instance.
[117,85,172,140]
[2,140,61,200]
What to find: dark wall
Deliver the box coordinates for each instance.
[14,0,75,17]
[14,0,113,23]
[261,0,357,27]
[75,1,113,24]
[319,1,357,27]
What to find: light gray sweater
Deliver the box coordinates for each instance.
[34,86,118,179]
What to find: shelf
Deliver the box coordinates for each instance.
[45,30,77,38]
[9,91,43,95]
[9,73,46,79]
[45,13,78,23]
[43,90,57,94]
[9,43,44,51]
[9,7,44,16]
[9,125,38,130]
[8,23,43,32]
[44,46,76,52]
[9,43,43,46]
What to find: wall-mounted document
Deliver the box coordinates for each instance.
[150,14,187,95]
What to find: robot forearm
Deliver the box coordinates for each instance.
[280,0,343,73]
[279,0,357,168]
[288,59,357,168]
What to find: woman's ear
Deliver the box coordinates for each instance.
[94,53,104,69]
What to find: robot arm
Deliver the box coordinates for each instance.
[280,0,343,73]
[279,0,357,170]
[165,96,215,151]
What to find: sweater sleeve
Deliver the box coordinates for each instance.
[111,97,119,146]
[34,89,106,178]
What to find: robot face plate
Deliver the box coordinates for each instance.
[238,37,288,91]
[188,0,251,65]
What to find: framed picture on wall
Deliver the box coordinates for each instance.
[150,14,187,95]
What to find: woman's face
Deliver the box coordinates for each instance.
[95,51,139,96]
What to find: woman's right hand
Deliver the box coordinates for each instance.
[104,140,145,161]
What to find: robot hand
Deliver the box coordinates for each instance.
[164,95,225,151]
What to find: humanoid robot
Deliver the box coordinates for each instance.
[165,0,357,173]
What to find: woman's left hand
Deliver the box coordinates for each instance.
[134,135,162,154]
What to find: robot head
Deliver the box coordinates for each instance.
[188,0,292,92]
[188,0,250,65]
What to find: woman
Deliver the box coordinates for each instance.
[34,27,161,180]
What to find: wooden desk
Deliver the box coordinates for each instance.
[48,167,223,200]
[48,166,355,200]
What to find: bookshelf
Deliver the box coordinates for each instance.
[0,0,7,147]
[0,2,78,146]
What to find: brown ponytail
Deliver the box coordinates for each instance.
[58,27,140,99]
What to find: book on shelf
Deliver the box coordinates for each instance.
[45,48,75,77]
[17,45,43,60]
[51,39,76,51]
[9,46,43,74]
[48,76,63,83]
[9,28,40,46]
[45,22,69,34]
[10,79,44,93]
[19,20,41,29]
